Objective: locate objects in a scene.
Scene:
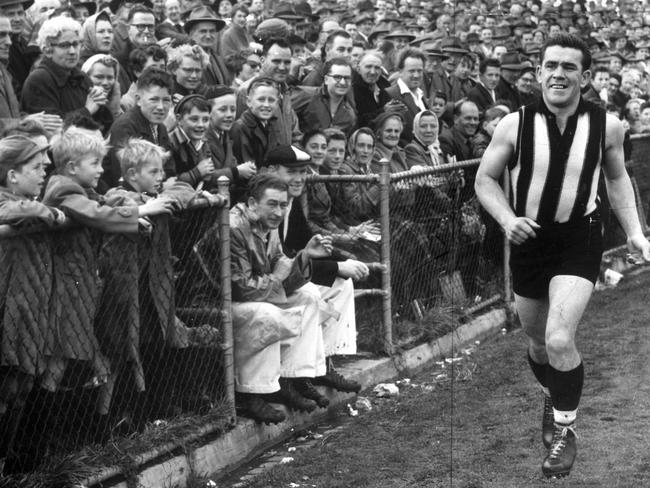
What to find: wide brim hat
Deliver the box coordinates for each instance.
[355,12,374,25]
[421,42,450,59]
[294,1,319,21]
[262,145,311,168]
[273,2,304,21]
[108,0,152,14]
[368,27,390,43]
[384,29,416,41]
[184,5,226,34]
[410,33,435,46]
[0,0,34,10]
[500,52,526,70]
[440,36,468,54]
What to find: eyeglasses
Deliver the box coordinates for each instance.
[130,23,155,32]
[50,40,81,49]
[327,74,352,83]
[246,60,261,69]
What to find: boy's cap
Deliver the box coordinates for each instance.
[0,135,49,182]
[173,93,208,115]
[262,145,311,168]
[203,84,235,100]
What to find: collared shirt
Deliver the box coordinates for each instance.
[176,125,205,151]
[397,78,426,111]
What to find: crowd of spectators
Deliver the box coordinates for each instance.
[0,0,649,473]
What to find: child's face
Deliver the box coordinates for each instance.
[132,158,165,194]
[325,139,346,172]
[247,85,279,121]
[71,153,104,188]
[210,94,237,131]
[641,108,650,125]
[12,149,50,198]
[178,106,210,141]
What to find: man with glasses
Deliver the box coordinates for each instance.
[516,66,540,106]
[21,15,107,120]
[385,48,430,145]
[111,4,157,92]
[292,57,357,138]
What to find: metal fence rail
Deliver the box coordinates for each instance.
[0,182,234,484]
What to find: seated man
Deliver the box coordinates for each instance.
[194,173,338,423]
[261,145,368,384]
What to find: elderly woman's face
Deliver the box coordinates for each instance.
[49,29,81,69]
[95,19,114,53]
[380,117,402,147]
[35,0,61,22]
[417,115,438,145]
[175,55,203,90]
[354,133,374,165]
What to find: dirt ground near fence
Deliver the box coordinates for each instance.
[208,270,650,488]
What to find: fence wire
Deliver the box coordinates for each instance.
[0,201,234,482]
[307,158,506,353]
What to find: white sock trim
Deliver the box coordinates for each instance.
[553,408,577,425]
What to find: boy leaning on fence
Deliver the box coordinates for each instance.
[0,135,66,470]
[100,137,221,424]
[41,126,178,395]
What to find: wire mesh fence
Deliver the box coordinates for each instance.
[307,158,507,354]
[0,195,234,484]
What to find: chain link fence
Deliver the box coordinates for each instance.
[307,158,507,354]
[0,192,234,486]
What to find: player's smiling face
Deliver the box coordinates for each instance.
[537,45,591,108]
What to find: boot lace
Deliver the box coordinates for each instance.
[548,424,577,459]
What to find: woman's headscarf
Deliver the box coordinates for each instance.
[347,127,375,165]
[412,109,442,167]
[81,11,111,56]
[81,53,119,77]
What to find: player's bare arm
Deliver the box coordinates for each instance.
[475,112,541,245]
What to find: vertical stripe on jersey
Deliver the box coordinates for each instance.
[536,110,580,223]
[513,106,537,217]
[524,113,551,221]
[569,108,602,221]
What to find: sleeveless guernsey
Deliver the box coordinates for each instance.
[508,98,607,225]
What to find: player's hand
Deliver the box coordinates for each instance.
[504,216,540,245]
[197,158,215,177]
[272,255,294,281]
[305,234,333,259]
[626,233,650,263]
[337,259,370,281]
[139,197,176,216]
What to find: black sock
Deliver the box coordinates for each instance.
[527,352,549,388]
[547,362,584,413]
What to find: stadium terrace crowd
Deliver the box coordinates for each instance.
[0,0,647,470]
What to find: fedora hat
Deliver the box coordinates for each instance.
[421,42,450,59]
[294,2,319,21]
[0,0,32,8]
[355,11,374,25]
[184,5,226,33]
[273,2,304,21]
[440,36,468,54]
[368,27,390,44]
[500,52,525,70]
[384,29,416,41]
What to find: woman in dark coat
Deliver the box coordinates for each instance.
[20,15,110,123]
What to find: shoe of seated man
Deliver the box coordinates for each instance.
[313,366,361,393]
[274,378,317,412]
[293,378,330,408]
[236,392,285,424]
